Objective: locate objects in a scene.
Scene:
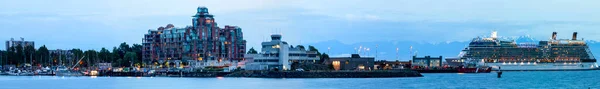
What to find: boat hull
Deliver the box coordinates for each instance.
[458,68,492,73]
[486,62,599,71]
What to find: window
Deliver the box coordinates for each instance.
[332,61,341,70]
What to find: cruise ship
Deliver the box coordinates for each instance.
[460,31,599,71]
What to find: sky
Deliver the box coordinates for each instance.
[1,0,600,53]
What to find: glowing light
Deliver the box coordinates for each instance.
[520,62,524,65]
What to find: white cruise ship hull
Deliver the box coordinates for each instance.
[486,62,599,71]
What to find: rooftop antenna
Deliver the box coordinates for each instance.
[327,47,331,54]
[279,29,283,35]
[358,46,363,55]
[409,46,413,59]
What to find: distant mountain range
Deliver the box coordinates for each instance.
[306,36,600,61]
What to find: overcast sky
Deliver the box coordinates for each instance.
[1,0,600,51]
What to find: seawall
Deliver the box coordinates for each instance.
[225,70,422,78]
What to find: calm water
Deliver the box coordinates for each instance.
[1,71,600,89]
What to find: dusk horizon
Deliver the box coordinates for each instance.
[3,0,600,60]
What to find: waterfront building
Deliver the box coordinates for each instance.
[142,7,246,68]
[374,60,410,70]
[97,63,112,70]
[239,54,256,69]
[326,54,374,70]
[412,56,443,68]
[5,38,35,51]
[245,34,320,70]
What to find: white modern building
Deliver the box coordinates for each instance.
[245,34,320,70]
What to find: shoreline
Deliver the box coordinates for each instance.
[1,70,424,78]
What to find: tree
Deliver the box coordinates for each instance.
[247,47,258,54]
[124,52,137,67]
[111,47,122,66]
[84,50,98,67]
[320,53,330,64]
[15,44,24,66]
[36,45,49,66]
[296,45,305,51]
[131,44,143,64]
[24,45,35,66]
[118,42,131,59]
[290,61,300,70]
[71,49,83,66]
[308,45,321,56]
[98,48,111,63]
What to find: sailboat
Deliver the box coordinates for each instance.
[55,56,85,76]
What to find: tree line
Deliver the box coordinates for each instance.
[0,42,143,67]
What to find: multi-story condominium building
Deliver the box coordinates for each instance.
[5,38,35,51]
[142,7,246,68]
[245,34,320,70]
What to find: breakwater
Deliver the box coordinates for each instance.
[225,70,422,78]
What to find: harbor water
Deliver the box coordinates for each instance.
[1,71,600,89]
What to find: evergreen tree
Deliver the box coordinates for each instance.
[308,45,321,55]
[320,53,330,64]
[15,44,24,66]
[7,46,16,65]
[296,45,305,51]
[131,44,143,65]
[124,52,137,67]
[71,49,83,66]
[36,45,49,66]
[247,47,258,54]
[98,48,111,63]
[83,50,98,67]
[24,45,35,65]
[111,47,122,66]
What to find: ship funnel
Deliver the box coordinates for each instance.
[491,31,497,38]
[552,32,557,40]
[572,32,578,40]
